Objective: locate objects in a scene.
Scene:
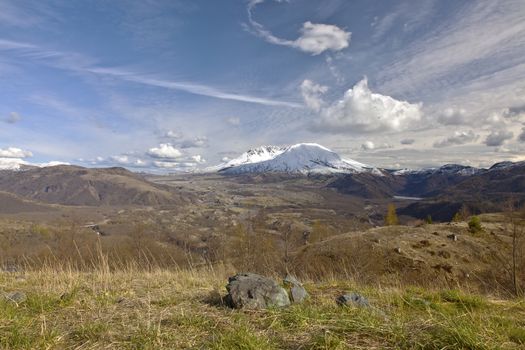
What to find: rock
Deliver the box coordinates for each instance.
[283,274,301,287]
[447,234,458,241]
[4,291,27,304]
[394,247,402,254]
[225,273,290,309]
[283,274,308,303]
[290,285,308,303]
[336,292,370,308]
[1,264,20,273]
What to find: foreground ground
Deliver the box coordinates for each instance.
[1,267,524,349]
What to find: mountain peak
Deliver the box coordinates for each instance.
[215,143,379,175]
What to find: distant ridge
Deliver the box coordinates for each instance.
[0,165,190,206]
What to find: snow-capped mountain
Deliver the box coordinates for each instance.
[392,164,481,176]
[216,143,380,175]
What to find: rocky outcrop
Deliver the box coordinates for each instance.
[225,273,290,309]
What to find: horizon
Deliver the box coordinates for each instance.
[1,0,525,172]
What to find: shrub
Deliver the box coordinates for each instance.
[468,216,483,234]
[425,215,433,224]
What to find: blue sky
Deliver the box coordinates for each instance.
[1,0,525,171]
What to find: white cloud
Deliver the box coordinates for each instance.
[361,141,375,151]
[247,2,350,55]
[360,141,392,151]
[146,143,183,159]
[293,22,351,56]
[485,129,514,147]
[153,161,197,169]
[109,155,131,164]
[309,78,423,133]
[191,155,206,164]
[87,67,302,108]
[0,147,33,158]
[164,130,184,139]
[226,117,240,126]
[180,136,208,149]
[301,80,328,112]
[433,130,479,148]
[4,112,21,124]
[437,108,468,125]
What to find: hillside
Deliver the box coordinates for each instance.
[0,191,56,214]
[0,165,189,206]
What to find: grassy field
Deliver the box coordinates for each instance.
[1,265,525,349]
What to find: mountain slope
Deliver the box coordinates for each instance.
[219,143,379,175]
[0,165,189,206]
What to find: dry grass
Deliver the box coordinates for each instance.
[1,263,525,349]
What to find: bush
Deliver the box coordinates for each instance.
[425,215,433,224]
[468,216,483,234]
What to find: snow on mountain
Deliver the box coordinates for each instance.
[0,158,69,171]
[217,143,380,175]
[393,164,481,176]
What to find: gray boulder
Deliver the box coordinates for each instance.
[336,292,370,307]
[225,273,290,309]
[283,274,308,303]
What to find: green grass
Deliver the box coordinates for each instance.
[1,267,524,349]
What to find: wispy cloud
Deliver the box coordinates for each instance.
[87,68,303,108]
[0,38,302,108]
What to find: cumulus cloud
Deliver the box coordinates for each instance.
[308,78,423,133]
[433,130,479,148]
[4,112,21,124]
[0,147,33,158]
[437,108,468,125]
[146,143,183,159]
[485,130,514,147]
[400,138,415,145]
[301,80,328,112]
[292,22,351,55]
[247,1,350,55]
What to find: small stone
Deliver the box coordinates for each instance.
[290,285,308,303]
[447,234,458,241]
[283,274,308,303]
[5,291,27,304]
[336,292,370,308]
[394,247,402,254]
